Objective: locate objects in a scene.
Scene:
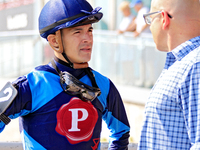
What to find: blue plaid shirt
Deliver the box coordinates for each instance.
[138,36,200,150]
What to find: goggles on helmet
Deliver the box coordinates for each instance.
[60,71,101,102]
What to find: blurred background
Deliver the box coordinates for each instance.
[0,0,166,146]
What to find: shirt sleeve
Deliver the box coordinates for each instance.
[0,76,32,132]
[179,62,200,149]
[102,80,130,150]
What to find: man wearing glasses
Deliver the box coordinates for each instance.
[138,0,200,149]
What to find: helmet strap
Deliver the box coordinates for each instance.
[48,30,64,53]
[55,30,64,53]
[61,52,73,68]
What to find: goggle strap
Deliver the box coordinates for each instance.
[62,52,73,68]
[51,59,101,96]
[84,67,99,88]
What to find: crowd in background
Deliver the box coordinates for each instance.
[118,0,151,37]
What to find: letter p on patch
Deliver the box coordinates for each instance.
[68,108,88,132]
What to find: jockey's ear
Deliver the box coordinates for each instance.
[47,30,63,53]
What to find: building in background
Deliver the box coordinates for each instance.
[0,0,41,32]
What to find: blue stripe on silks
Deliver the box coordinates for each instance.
[8,110,30,120]
[92,70,110,110]
[27,70,63,113]
[21,129,46,150]
[103,112,130,143]
[0,122,5,133]
[80,74,92,85]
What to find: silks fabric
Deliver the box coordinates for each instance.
[0,60,130,150]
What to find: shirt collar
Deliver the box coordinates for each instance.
[164,36,200,69]
[52,57,87,79]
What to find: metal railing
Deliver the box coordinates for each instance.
[0,30,43,77]
[0,30,166,88]
[91,30,166,88]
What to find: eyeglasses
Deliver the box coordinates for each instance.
[143,11,172,25]
[60,71,101,102]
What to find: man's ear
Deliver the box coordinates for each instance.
[161,11,170,30]
[47,30,63,53]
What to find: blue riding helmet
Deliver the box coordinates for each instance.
[39,0,103,39]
